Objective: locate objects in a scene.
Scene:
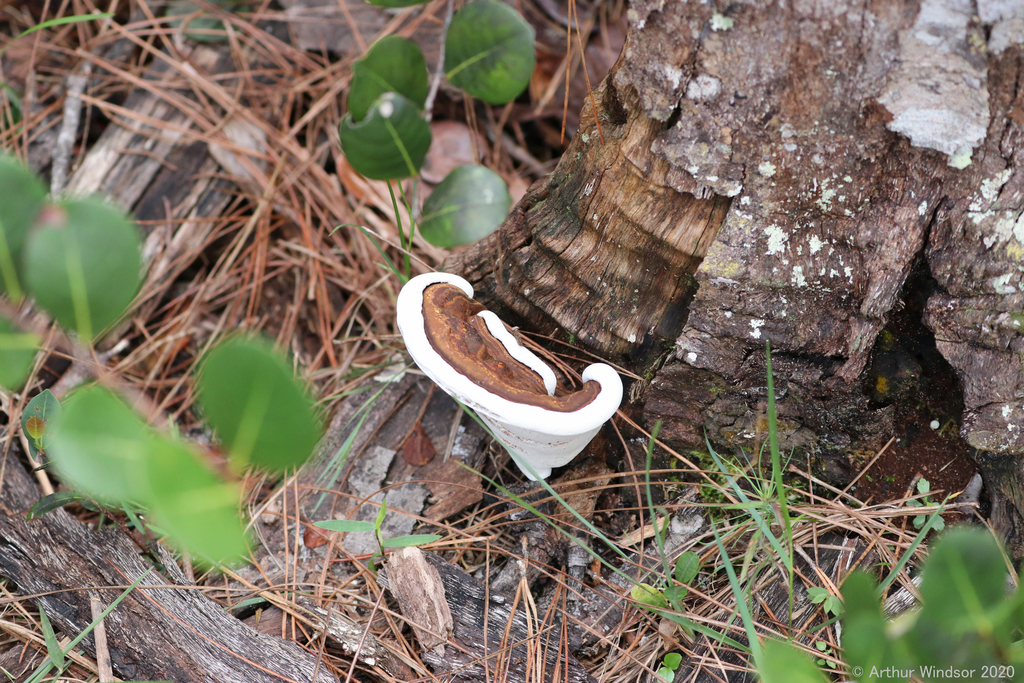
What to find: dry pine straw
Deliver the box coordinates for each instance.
[0,1,972,681]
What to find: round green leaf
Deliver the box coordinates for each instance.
[339,92,432,180]
[23,198,141,342]
[145,437,249,565]
[348,36,428,123]
[0,315,37,390]
[165,0,239,43]
[419,165,510,247]
[445,0,536,104]
[0,153,46,299]
[48,386,151,504]
[663,653,682,671]
[918,528,1005,627]
[197,336,321,472]
[631,582,668,610]
[673,550,701,584]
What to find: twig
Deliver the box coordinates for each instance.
[837,436,896,498]
[17,431,54,496]
[50,66,91,196]
[423,0,455,121]
[89,595,113,682]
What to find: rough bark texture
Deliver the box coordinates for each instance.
[450,0,1024,554]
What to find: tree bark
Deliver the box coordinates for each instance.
[449,1,1024,554]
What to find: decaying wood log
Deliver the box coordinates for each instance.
[449,0,1024,555]
[0,444,338,683]
[379,549,596,683]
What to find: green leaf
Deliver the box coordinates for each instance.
[663,652,682,670]
[48,387,151,505]
[917,478,931,495]
[24,569,152,683]
[314,519,376,533]
[13,12,114,40]
[663,584,688,607]
[197,336,321,472]
[23,198,141,342]
[806,586,829,604]
[758,639,828,683]
[165,0,238,42]
[0,316,38,390]
[37,606,64,671]
[21,389,61,459]
[144,437,248,565]
[383,534,442,548]
[27,490,87,520]
[348,36,428,123]
[374,496,388,538]
[673,551,701,585]
[339,92,431,180]
[841,570,908,683]
[656,667,674,683]
[0,13,115,64]
[445,0,536,105]
[906,528,1008,670]
[419,165,511,247]
[0,153,46,299]
[631,583,668,610]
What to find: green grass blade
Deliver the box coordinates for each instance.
[37,606,64,670]
[712,521,764,667]
[458,400,636,566]
[877,495,949,595]
[0,13,114,60]
[19,12,114,38]
[356,225,407,285]
[26,568,151,683]
[705,439,792,573]
[383,120,419,181]
[396,179,417,278]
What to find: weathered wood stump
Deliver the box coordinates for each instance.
[448,0,1024,556]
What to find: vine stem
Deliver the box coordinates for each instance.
[423,0,455,121]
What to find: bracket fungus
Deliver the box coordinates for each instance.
[396,272,622,480]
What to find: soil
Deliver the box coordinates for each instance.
[853,260,978,506]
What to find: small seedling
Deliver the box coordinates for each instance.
[906,478,945,531]
[814,640,837,669]
[656,652,682,682]
[314,495,441,574]
[806,586,843,617]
